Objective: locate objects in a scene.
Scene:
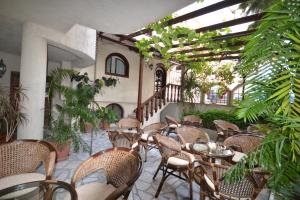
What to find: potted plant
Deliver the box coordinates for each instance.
[0,85,27,143]
[96,107,118,129]
[47,68,101,160]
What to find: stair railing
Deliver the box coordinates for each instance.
[136,83,181,124]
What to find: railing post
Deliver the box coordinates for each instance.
[162,88,166,105]
[154,93,157,112]
[150,98,153,116]
[166,84,170,102]
[177,85,181,102]
[145,103,149,121]
[170,84,174,102]
[159,91,162,109]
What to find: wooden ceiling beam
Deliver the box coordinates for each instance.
[187,55,241,62]
[122,0,249,40]
[171,40,246,54]
[171,29,255,48]
[187,50,242,58]
[195,13,263,33]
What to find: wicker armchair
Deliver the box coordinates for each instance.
[177,126,210,151]
[71,147,142,200]
[152,134,194,200]
[139,122,167,162]
[107,118,141,150]
[165,115,181,136]
[194,160,268,200]
[0,140,56,192]
[182,115,203,127]
[224,134,263,154]
[213,120,241,142]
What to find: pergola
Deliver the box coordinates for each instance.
[97,0,263,122]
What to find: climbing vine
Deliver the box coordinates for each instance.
[135,14,240,99]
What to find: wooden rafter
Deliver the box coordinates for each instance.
[195,13,263,33]
[121,0,249,41]
[187,50,242,58]
[171,41,246,54]
[187,55,240,62]
[171,29,255,48]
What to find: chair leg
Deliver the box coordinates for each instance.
[123,190,131,200]
[153,161,163,180]
[155,166,168,198]
[189,170,193,200]
[144,145,148,162]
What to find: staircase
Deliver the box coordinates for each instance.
[135,83,181,124]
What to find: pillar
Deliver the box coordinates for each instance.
[17,23,47,139]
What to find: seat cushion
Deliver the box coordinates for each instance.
[76,182,116,200]
[169,124,181,128]
[122,129,138,134]
[140,133,154,142]
[167,157,189,166]
[0,173,45,199]
[232,151,247,163]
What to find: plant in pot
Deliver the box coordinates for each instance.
[96,107,118,129]
[0,85,27,143]
[47,68,101,160]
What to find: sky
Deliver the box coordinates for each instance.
[173,0,251,33]
[134,0,251,40]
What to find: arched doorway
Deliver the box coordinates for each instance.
[106,103,124,120]
[154,64,166,98]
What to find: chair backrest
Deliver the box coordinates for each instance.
[177,126,209,144]
[224,134,263,153]
[71,147,142,189]
[153,134,181,159]
[0,140,56,179]
[118,118,140,130]
[107,131,139,149]
[182,115,202,127]
[213,120,240,132]
[165,115,180,126]
[194,160,262,199]
[142,122,167,134]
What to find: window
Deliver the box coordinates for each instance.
[105,53,129,77]
[106,103,123,120]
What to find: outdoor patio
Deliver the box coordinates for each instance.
[48,130,272,200]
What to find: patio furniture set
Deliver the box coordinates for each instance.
[0,115,267,200]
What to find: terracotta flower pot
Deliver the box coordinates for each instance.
[84,122,93,133]
[49,140,71,162]
[100,122,111,130]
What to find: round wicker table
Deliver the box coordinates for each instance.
[188,143,235,163]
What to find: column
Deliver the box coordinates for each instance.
[17,23,47,139]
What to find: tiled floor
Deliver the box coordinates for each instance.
[50,131,271,200]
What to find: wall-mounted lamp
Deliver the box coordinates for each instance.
[0,59,7,78]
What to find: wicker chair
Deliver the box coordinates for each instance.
[194,159,268,200]
[139,122,167,162]
[213,120,241,142]
[108,118,141,150]
[152,134,194,200]
[165,115,181,136]
[182,115,203,127]
[224,134,264,154]
[177,126,210,151]
[0,140,56,193]
[71,147,142,200]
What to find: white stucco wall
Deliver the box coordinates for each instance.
[0,51,21,88]
[91,40,166,117]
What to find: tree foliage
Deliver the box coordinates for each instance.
[226,1,300,198]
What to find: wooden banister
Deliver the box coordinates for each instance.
[135,83,181,123]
